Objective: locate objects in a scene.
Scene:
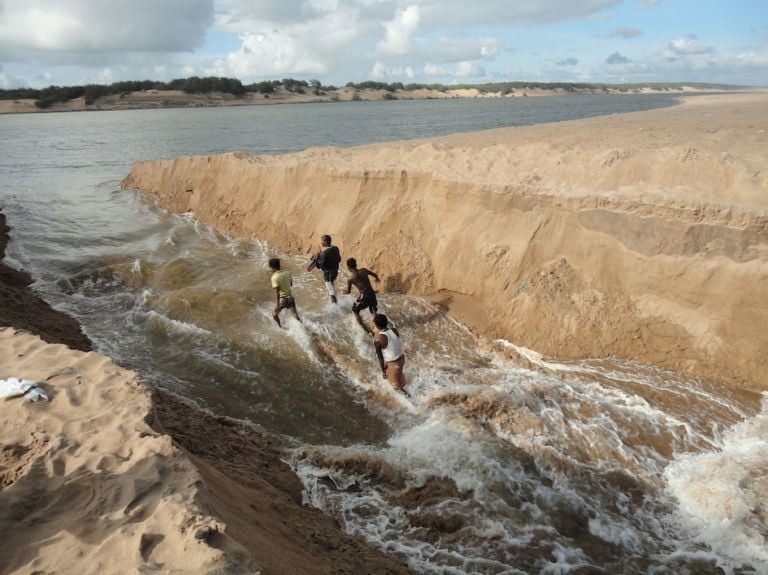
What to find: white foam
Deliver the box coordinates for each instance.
[664,393,768,572]
[492,339,591,374]
[284,316,321,365]
[145,310,211,337]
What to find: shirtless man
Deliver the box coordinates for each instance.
[373,313,408,394]
[343,257,380,334]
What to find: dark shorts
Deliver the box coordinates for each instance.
[323,269,338,283]
[279,296,296,310]
[352,291,377,315]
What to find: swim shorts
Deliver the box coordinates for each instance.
[279,296,296,310]
[323,269,338,283]
[352,291,377,315]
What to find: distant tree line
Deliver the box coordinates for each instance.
[0,77,248,109]
[0,76,347,108]
[0,77,741,109]
[245,78,337,95]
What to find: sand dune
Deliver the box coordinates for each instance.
[122,93,768,390]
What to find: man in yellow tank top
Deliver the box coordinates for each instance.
[269,258,301,327]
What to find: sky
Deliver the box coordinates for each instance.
[0,0,766,89]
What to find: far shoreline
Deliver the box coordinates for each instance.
[0,83,756,115]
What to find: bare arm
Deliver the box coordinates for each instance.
[367,269,381,283]
[373,335,387,375]
[274,287,281,309]
[344,276,352,295]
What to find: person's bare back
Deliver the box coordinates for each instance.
[344,258,380,334]
[348,268,376,295]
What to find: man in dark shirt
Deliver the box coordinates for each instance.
[316,234,341,304]
[344,257,380,334]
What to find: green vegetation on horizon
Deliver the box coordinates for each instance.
[0,76,748,109]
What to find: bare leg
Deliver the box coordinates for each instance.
[325,281,337,304]
[353,310,372,334]
[386,357,409,395]
[290,307,302,323]
[273,310,282,328]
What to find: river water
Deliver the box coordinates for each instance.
[1,95,765,575]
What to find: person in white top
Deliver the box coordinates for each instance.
[373,313,408,394]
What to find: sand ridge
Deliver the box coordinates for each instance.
[122,93,768,390]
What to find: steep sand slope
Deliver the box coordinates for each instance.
[122,93,768,390]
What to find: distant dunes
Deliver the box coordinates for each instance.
[0,76,751,114]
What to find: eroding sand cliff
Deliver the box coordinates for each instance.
[123,93,768,390]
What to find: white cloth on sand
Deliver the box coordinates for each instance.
[0,378,49,401]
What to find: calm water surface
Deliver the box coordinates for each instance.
[1,95,765,574]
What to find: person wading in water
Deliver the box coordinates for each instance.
[344,257,380,335]
[269,258,301,328]
[373,313,408,395]
[315,234,341,304]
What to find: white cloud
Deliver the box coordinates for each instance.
[423,61,484,78]
[378,5,420,55]
[637,0,663,7]
[556,57,579,66]
[433,36,502,62]
[424,62,448,76]
[455,61,484,77]
[0,0,212,57]
[221,0,627,31]
[666,35,714,56]
[414,0,622,26]
[211,5,367,79]
[97,68,114,83]
[594,34,768,85]
[212,31,326,76]
[370,62,414,79]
